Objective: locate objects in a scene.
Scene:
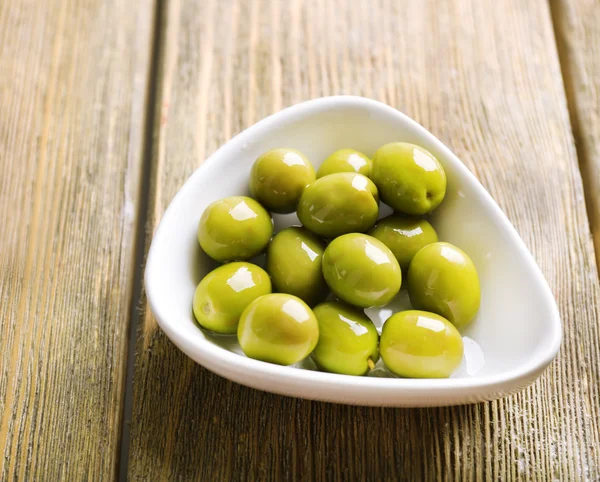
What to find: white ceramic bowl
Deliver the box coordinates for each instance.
[145,96,561,407]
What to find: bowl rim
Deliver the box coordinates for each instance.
[144,95,562,398]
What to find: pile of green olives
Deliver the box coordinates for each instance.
[192,144,481,378]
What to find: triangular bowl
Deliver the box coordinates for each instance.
[145,96,562,407]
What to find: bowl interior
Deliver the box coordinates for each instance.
[146,97,561,385]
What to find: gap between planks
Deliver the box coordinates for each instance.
[117,0,165,479]
[549,0,600,275]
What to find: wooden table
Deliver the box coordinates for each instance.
[2,0,600,479]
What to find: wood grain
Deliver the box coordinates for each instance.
[0,0,154,479]
[551,0,600,269]
[129,0,600,479]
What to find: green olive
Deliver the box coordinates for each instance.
[237,293,319,365]
[369,214,438,272]
[297,173,379,238]
[266,227,327,306]
[312,301,379,375]
[322,233,402,308]
[380,310,464,378]
[371,142,446,215]
[193,262,272,334]
[317,149,372,178]
[198,196,273,262]
[407,242,481,329]
[249,148,316,213]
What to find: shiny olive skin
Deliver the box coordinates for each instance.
[380,310,463,378]
[266,227,327,306]
[371,142,446,215]
[322,233,402,308]
[193,262,272,334]
[312,301,379,375]
[407,242,481,329]
[237,293,319,365]
[250,148,316,213]
[297,173,379,239]
[317,149,372,178]
[369,214,438,272]
[198,196,273,262]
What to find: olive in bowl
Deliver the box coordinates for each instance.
[237,293,319,366]
[266,226,327,306]
[250,148,316,213]
[297,172,379,239]
[317,148,372,178]
[322,233,402,308]
[193,262,272,334]
[369,214,438,272]
[198,196,273,262]
[380,310,463,378]
[312,301,379,376]
[371,142,446,215]
[407,242,481,329]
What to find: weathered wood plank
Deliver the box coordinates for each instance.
[0,0,155,479]
[129,0,600,479]
[551,0,600,269]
